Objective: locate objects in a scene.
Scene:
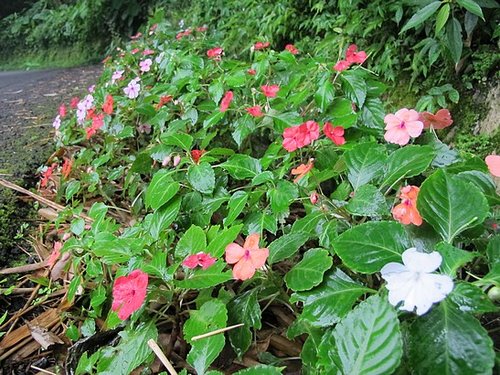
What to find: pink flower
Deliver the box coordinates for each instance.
[285,44,299,54]
[485,155,500,177]
[196,26,208,32]
[142,49,155,56]
[112,270,148,320]
[261,85,280,98]
[173,155,181,166]
[52,115,61,130]
[225,233,269,280]
[345,44,367,64]
[392,186,423,226]
[130,32,142,40]
[254,41,270,50]
[182,252,217,270]
[220,91,233,112]
[384,108,424,146]
[47,241,62,268]
[323,123,346,145]
[111,69,124,84]
[62,158,73,179]
[310,191,319,205]
[282,121,319,152]
[246,105,264,117]
[131,48,140,54]
[124,78,141,99]
[88,85,95,93]
[207,47,223,60]
[70,97,79,109]
[303,120,320,144]
[59,104,66,118]
[333,60,351,72]
[140,58,153,72]
[247,69,256,75]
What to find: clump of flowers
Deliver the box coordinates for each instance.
[392,185,423,226]
[283,121,319,152]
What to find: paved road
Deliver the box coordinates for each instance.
[0,68,66,91]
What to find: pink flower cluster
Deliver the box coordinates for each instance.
[333,44,367,72]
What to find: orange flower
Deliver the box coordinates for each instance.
[392,186,423,226]
[62,158,73,179]
[225,233,269,280]
[102,95,114,115]
[291,159,314,183]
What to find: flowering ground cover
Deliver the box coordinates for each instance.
[1,14,499,375]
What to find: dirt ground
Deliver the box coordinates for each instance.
[0,65,102,268]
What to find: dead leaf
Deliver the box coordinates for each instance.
[28,324,64,349]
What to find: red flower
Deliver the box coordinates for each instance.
[62,158,73,179]
[112,269,148,320]
[59,104,67,118]
[156,95,173,110]
[86,108,96,120]
[131,48,140,54]
[323,123,346,145]
[333,60,351,72]
[220,91,233,112]
[142,49,155,56]
[207,47,223,60]
[282,121,319,152]
[182,252,217,269]
[176,29,192,40]
[246,105,264,118]
[86,114,105,140]
[285,44,299,55]
[130,32,142,40]
[247,69,256,75]
[102,95,114,115]
[345,44,367,64]
[261,85,280,98]
[40,163,57,188]
[196,26,208,32]
[70,97,79,109]
[254,41,270,50]
[310,191,319,205]
[191,149,206,164]
[420,109,453,129]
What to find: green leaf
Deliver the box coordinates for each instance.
[71,218,85,236]
[448,282,499,314]
[315,79,335,113]
[285,249,333,291]
[176,225,206,259]
[457,0,485,19]
[446,17,463,64]
[96,321,157,375]
[268,180,298,216]
[65,180,81,201]
[146,170,180,210]
[176,261,232,289]
[233,365,284,375]
[291,211,327,236]
[380,145,435,190]
[291,269,373,327]
[345,142,387,191]
[346,184,389,217]
[333,221,411,274]
[401,1,442,33]
[456,170,500,205]
[435,242,477,277]
[417,170,489,242]
[435,4,450,34]
[406,300,495,375]
[203,111,225,129]
[184,300,228,375]
[221,154,262,180]
[341,71,367,107]
[267,232,309,264]
[206,224,243,257]
[224,191,248,226]
[320,295,402,375]
[187,162,215,194]
[487,235,500,268]
[160,133,193,151]
[148,197,181,240]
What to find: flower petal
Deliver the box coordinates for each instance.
[232,257,256,280]
[405,120,424,138]
[244,233,261,251]
[225,243,245,264]
[402,248,442,273]
[250,248,269,269]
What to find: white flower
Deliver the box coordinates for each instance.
[381,248,453,316]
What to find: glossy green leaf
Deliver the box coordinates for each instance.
[285,248,333,291]
[267,232,309,264]
[380,145,435,190]
[406,300,495,375]
[203,111,225,129]
[224,191,248,226]
[145,170,180,210]
[344,142,387,191]
[341,71,367,107]
[315,79,335,113]
[457,0,484,19]
[176,261,232,289]
[233,365,284,375]
[435,4,450,34]
[446,17,463,64]
[417,170,489,242]
[206,224,243,257]
[346,184,389,217]
[176,225,206,259]
[221,154,262,180]
[401,1,441,33]
[448,282,498,314]
[290,269,373,327]
[268,180,298,216]
[435,242,477,277]
[333,221,411,274]
[161,132,193,151]
[187,162,215,194]
[148,196,181,240]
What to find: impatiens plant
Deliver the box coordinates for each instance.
[35,14,498,375]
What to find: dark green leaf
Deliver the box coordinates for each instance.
[435,242,477,277]
[401,2,442,33]
[187,162,215,194]
[145,170,180,210]
[346,184,389,217]
[345,142,387,191]
[268,232,309,264]
[222,155,262,180]
[446,17,463,64]
[285,249,333,291]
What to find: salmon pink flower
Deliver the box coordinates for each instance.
[345,44,367,64]
[52,115,61,130]
[333,60,351,72]
[130,32,142,40]
[285,44,299,54]
[59,104,66,118]
[156,95,173,110]
[291,159,314,183]
[124,78,140,99]
[261,85,280,98]
[420,109,453,129]
[323,123,345,145]
[207,47,223,60]
[131,48,140,54]
[102,95,113,115]
[62,158,73,179]
[142,49,155,56]
[102,56,111,64]
[247,69,256,75]
[384,108,423,146]
[485,155,500,177]
[111,69,124,84]
[196,26,208,32]
[310,191,319,205]
[40,163,57,188]
[225,233,269,280]
[70,97,79,109]
[220,91,233,112]
[254,41,270,50]
[112,269,149,320]
[47,241,62,268]
[191,149,205,164]
[392,185,423,226]
[140,58,152,72]
[246,105,264,117]
[283,121,319,152]
[150,24,158,33]
[182,252,217,270]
